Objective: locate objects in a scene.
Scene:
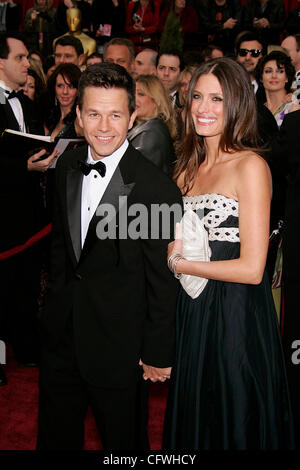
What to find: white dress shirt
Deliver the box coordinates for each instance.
[252,79,259,95]
[0,80,26,132]
[81,139,129,248]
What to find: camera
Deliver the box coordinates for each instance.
[133,13,142,23]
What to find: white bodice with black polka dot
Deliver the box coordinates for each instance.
[183,193,240,243]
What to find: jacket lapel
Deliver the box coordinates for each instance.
[81,145,137,259]
[66,148,87,264]
[1,100,20,130]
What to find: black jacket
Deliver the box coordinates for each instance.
[198,0,242,51]
[0,91,45,251]
[40,143,182,388]
[127,118,176,177]
[242,0,286,45]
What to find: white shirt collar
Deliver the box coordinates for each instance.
[0,80,13,94]
[86,138,129,167]
[251,79,258,94]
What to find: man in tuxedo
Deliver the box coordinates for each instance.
[37,62,182,450]
[0,33,57,380]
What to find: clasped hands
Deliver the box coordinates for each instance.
[139,359,171,383]
[133,23,145,32]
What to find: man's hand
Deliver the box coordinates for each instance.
[260,18,270,28]
[27,148,58,172]
[139,360,171,383]
[223,18,237,29]
[253,17,270,29]
[64,0,74,8]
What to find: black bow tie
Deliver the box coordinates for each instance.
[6,89,23,100]
[78,160,106,177]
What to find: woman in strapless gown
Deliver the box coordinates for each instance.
[163,58,294,450]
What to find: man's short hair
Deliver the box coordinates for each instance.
[202,44,223,61]
[86,52,103,62]
[54,35,84,57]
[235,31,265,56]
[139,48,158,66]
[78,62,136,115]
[103,38,135,63]
[156,49,184,71]
[0,32,26,59]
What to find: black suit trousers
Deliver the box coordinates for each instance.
[37,314,148,450]
[0,244,41,363]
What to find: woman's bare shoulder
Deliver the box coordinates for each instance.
[234,150,270,174]
[234,151,272,197]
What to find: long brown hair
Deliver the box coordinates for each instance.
[174,58,262,194]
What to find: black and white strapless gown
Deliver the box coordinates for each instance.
[163,194,294,450]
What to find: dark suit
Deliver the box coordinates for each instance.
[0,90,45,363]
[0,2,22,33]
[242,0,286,45]
[38,143,182,449]
[273,110,300,448]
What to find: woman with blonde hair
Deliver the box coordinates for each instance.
[128,74,177,175]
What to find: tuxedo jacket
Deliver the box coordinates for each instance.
[40,144,183,388]
[0,92,45,251]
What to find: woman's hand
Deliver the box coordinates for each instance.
[133,23,145,32]
[167,222,183,268]
[31,10,38,22]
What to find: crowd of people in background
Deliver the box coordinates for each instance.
[0,0,300,452]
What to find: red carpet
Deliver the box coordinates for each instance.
[0,348,168,450]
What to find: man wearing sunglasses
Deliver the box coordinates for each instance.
[236,32,264,93]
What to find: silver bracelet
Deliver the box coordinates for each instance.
[173,255,184,279]
[168,253,182,272]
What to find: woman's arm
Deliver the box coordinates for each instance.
[169,154,272,285]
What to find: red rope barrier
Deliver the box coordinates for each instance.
[0,224,52,261]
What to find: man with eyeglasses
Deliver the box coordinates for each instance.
[236,32,264,93]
